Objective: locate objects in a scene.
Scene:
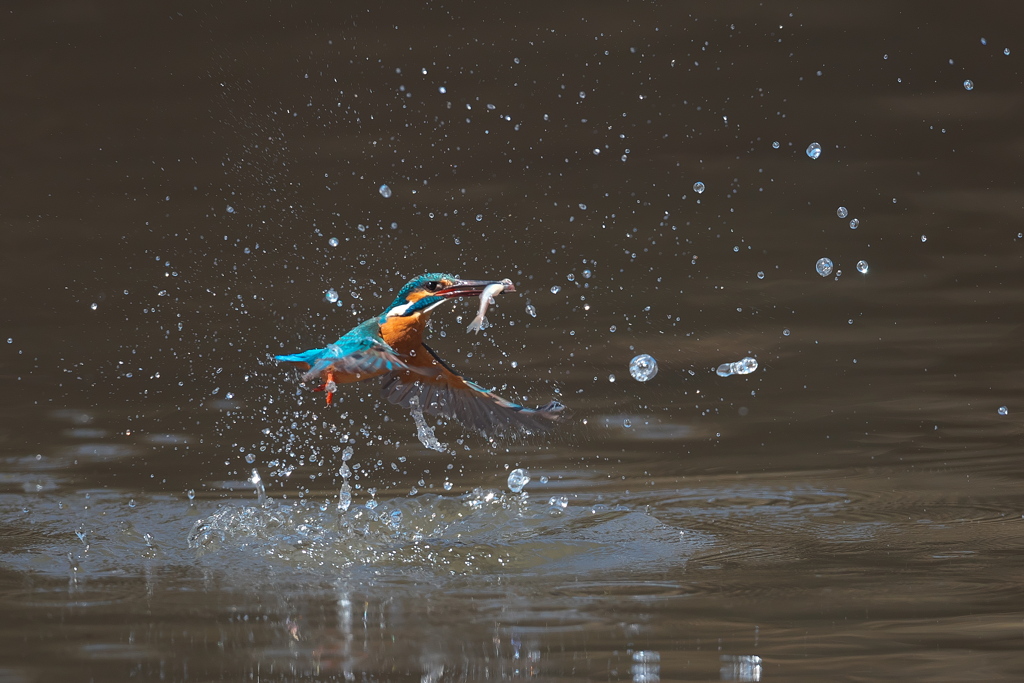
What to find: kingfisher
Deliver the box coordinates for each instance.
[274,273,567,437]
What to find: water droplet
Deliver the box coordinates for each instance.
[1004,48,1011,56]
[186,489,195,500]
[921,235,928,242]
[849,218,860,229]
[772,141,780,149]
[837,206,848,219]
[128,498,136,508]
[507,468,530,493]
[963,79,974,91]
[245,453,255,463]
[608,374,616,383]
[385,510,402,529]
[623,418,632,428]
[226,205,235,214]
[525,304,537,317]
[998,405,1009,416]
[756,271,765,280]
[90,303,98,310]
[325,288,339,303]
[328,237,339,247]
[693,181,705,194]
[815,257,834,277]
[629,354,658,382]
[806,142,822,159]
[782,328,791,336]
[550,285,561,294]
[566,273,575,282]
[856,260,869,274]
[717,357,758,377]
[609,325,617,333]
[379,184,392,198]
[438,86,447,94]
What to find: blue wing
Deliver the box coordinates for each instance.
[275,318,411,383]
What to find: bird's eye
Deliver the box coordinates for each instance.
[424,281,443,292]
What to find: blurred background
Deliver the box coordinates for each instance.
[1,1,1023,680]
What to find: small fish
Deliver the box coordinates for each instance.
[467,279,513,333]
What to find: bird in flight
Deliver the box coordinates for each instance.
[275,273,566,437]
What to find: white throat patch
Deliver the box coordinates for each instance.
[385,302,412,318]
[385,298,447,318]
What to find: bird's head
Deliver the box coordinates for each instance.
[383,273,515,318]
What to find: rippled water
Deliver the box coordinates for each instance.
[3,2,1024,680]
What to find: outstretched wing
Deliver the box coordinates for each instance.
[380,344,567,437]
[275,320,412,384]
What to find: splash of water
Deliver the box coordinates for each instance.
[249,468,269,507]
[409,396,448,453]
[716,357,758,378]
[338,446,354,512]
[507,468,530,493]
[185,484,692,577]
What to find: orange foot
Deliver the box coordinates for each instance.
[313,371,338,405]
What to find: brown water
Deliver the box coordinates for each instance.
[2,2,1024,681]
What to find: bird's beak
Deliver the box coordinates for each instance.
[436,278,515,298]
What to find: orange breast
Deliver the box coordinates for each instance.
[380,312,468,388]
[379,312,429,357]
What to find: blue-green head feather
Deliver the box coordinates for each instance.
[384,272,458,317]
